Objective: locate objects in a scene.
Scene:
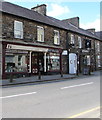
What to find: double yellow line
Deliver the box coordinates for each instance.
[68,106,100,118]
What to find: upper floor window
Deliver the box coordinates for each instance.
[97,41,100,52]
[78,36,82,48]
[54,30,60,45]
[37,26,44,42]
[85,39,91,49]
[14,21,23,39]
[70,34,74,45]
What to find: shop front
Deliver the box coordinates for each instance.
[2,43,62,79]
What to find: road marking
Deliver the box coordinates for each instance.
[68,106,100,118]
[61,82,94,89]
[0,92,37,99]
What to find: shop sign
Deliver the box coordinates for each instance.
[62,50,68,55]
[48,49,59,53]
[82,50,89,53]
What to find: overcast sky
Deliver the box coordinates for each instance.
[4,0,101,31]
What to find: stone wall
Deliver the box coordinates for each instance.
[2,13,67,49]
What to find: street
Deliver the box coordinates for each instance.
[1,72,101,118]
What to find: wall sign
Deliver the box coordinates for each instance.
[62,50,68,55]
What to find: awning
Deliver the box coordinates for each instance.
[6,44,48,52]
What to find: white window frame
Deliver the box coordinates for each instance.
[37,26,44,42]
[54,30,60,45]
[70,34,74,44]
[78,36,82,48]
[97,55,101,67]
[97,41,100,52]
[14,20,23,39]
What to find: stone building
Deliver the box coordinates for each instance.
[0,1,101,79]
[95,31,102,70]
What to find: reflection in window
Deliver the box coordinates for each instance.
[14,21,23,39]
[37,26,44,42]
[5,50,28,73]
[54,30,60,45]
[47,53,60,71]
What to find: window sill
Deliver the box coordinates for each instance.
[37,40,44,43]
[54,43,60,46]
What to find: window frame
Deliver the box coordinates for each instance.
[37,26,44,42]
[54,30,60,45]
[70,34,75,45]
[14,20,23,39]
[78,36,82,48]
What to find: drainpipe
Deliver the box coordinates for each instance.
[67,32,69,74]
[44,52,47,72]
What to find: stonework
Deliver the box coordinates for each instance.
[2,14,66,49]
[1,2,102,79]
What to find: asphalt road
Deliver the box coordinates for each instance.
[1,72,101,118]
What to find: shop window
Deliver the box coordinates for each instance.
[37,26,44,42]
[14,21,23,39]
[47,53,60,71]
[54,30,60,45]
[78,36,82,48]
[5,50,28,73]
[87,55,91,65]
[97,55,101,67]
[70,34,74,45]
[83,55,90,65]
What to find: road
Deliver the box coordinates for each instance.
[1,72,101,118]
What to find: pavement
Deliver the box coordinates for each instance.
[0,70,101,86]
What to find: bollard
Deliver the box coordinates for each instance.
[10,73,13,83]
[61,71,63,77]
[38,71,41,80]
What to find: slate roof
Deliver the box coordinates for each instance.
[0,1,99,40]
[95,31,102,40]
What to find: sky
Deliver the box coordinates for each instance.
[4,0,101,31]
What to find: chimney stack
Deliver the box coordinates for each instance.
[31,4,46,16]
[62,17,79,27]
[87,28,95,34]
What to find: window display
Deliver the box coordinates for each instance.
[5,49,28,73]
[47,53,60,71]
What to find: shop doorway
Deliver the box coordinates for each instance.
[31,52,44,74]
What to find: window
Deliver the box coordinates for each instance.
[85,39,91,49]
[54,30,60,45]
[97,55,101,67]
[70,34,74,45]
[78,36,82,48]
[37,26,44,42]
[83,55,90,65]
[97,42,100,52]
[14,21,23,39]
[5,50,28,73]
[47,53,60,71]
[87,55,91,65]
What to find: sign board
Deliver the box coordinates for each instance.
[62,50,68,55]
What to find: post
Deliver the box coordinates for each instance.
[38,70,41,80]
[9,67,13,82]
[44,52,46,72]
[60,51,63,77]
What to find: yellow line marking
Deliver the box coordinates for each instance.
[68,106,100,118]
